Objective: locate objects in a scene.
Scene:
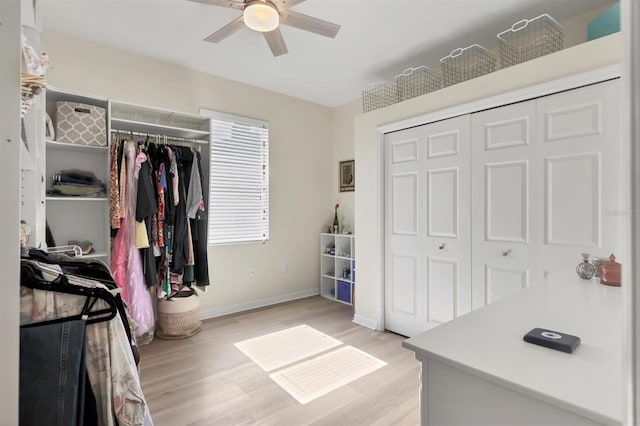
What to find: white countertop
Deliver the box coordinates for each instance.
[403,272,623,425]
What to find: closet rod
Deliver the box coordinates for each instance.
[111,129,209,145]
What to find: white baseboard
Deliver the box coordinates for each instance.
[352,314,379,331]
[200,288,320,320]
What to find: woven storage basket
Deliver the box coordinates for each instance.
[156,287,201,339]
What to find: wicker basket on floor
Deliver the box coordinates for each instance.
[156,287,201,339]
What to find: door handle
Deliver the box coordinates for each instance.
[502,249,512,257]
[438,243,445,250]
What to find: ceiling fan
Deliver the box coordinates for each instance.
[189,0,341,57]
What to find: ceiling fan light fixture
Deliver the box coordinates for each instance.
[244,1,279,33]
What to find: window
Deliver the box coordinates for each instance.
[201,109,269,245]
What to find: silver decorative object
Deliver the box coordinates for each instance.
[576,253,596,280]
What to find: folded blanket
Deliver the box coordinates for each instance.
[50,183,105,196]
[53,171,103,187]
[59,169,97,181]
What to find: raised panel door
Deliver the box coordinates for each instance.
[384,115,471,337]
[385,127,425,337]
[471,100,536,309]
[536,79,621,280]
[423,116,471,328]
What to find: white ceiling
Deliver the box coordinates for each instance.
[41,0,610,107]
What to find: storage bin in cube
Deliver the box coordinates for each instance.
[337,280,351,304]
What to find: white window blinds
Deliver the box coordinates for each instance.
[202,110,269,245]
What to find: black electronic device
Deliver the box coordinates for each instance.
[523,328,581,354]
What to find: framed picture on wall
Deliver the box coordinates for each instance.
[339,159,354,192]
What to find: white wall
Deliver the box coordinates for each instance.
[351,33,622,327]
[43,30,334,315]
[0,1,22,424]
[331,101,360,233]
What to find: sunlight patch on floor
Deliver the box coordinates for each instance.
[234,324,387,405]
[234,324,342,372]
[269,345,387,404]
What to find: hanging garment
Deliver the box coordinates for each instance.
[183,218,195,285]
[136,155,158,287]
[110,140,121,228]
[119,142,128,219]
[20,288,151,426]
[165,147,177,226]
[170,163,189,273]
[111,141,155,339]
[156,163,166,247]
[169,149,179,206]
[20,320,87,426]
[193,150,210,287]
[186,153,203,219]
[24,250,139,363]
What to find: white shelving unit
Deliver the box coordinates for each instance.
[45,88,111,262]
[110,100,211,142]
[40,89,211,266]
[20,6,47,249]
[320,233,355,306]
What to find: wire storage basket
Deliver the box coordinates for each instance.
[395,66,442,101]
[111,104,209,132]
[362,81,399,113]
[498,14,564,68]
[440,44,497,87]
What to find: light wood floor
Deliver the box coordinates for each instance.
[138,296,419,426]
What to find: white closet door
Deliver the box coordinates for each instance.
[423,115,471,327]
[535,79,621,280]
[385,127,424,337]
[471,100,537,310]
[385,115,471,337]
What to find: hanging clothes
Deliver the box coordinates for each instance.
[20,257,152,426]
[171,165,189,273]
[109,140,121,229]
[192,149,209,287]
[110,138,210,300]
[135,150,158,287]
[186,153,203,219]
[111,141,155,339]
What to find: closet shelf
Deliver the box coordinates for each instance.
[46,196,108,202]
[111,118,210,140]
[81,251,109,259]
[46,140,109,152]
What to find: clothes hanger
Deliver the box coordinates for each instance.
[20,262,119,328]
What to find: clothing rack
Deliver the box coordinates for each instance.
[111,129,208,149]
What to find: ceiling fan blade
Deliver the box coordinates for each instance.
[188,0,245,11]
[280,9,340,38]
[204,16,245,43]
[283,0,306,7]
[263,28,288,57]
[270,0,305,10]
